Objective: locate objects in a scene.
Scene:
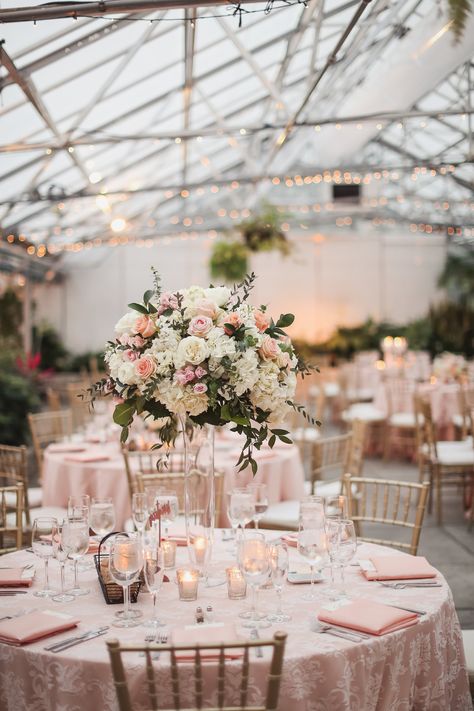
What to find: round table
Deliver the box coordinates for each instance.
[0,537,471,711]
[41,440,306,528]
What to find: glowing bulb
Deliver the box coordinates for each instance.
[110,217,127,233]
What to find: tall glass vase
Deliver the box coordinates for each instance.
[178,416,215,575]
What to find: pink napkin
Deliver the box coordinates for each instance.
[0,569,33,587]
[49,444,87,453]
[318,599,419,636]
[281,534,298,548]
[362,555,437,581]
[65,452,110,463]
[0,610,79,646]
[171,623,243,660]
[167,535,188,547]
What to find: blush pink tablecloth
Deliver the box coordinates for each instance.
[0,539,471,711]
[42,439,305,528]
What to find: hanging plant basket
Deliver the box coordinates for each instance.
[209,240,249,283]
[238,205,292,256]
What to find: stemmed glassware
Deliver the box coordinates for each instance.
[300,496,325,524]
[267,541,291,622]
[247,483,268,530]
[143,542,165,628]
[132,492,149,537]
[229,488,255,543]
[226,491,240,549]
[67,494,90,518]
[238,532,270,629]
[297,518,327,601]
[108,533,143,628]
[32,517,58,598]
[62,515,90,596]
[324,495,348,520]
[52,521,75,603]
[334,519,357,599]
[90,497,115,538]
[153,491,179,538]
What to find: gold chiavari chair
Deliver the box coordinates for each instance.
[452,385,474,440]
[343,473,430,556]
[67,382,92,431]
[383,377,418,460]
[28,410,73,480]
[0,481,24,554]
[310,431,353,495]
[46,388,62,411]
[106,631,287,711]
[0,443,39,527]
[122,448,186,500]
[136,469,224,527]
[417,398,474,524]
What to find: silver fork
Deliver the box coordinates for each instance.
[152,631,168,661]
[379,582,442,590]
[139,630,156,657]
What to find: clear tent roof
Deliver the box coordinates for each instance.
[0,0,473,276]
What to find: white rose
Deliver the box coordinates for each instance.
[204,286,231,307]
[114,312,139,335]
[182,390,209,416]
[117,360,140,386]
[180,286,206,309]
[175,336,209,368]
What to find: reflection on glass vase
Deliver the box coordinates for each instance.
[178,416,216,575]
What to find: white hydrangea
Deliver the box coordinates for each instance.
[149,325,181,353]
[204,286,231,307]
[180,286,206,309]
[230,350,259,396]
[206,327,237,360]
[114,312,138,335]
[181,389,209,416]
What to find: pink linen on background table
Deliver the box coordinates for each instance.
[0,540,470,711]
[42,439,305,529]
[362,555,437,581]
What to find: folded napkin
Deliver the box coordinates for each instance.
[65,453,110,463]
[48,443,87,454]
[360,555,437,581]
[171,623,243,660]
[167,535,188,547]
[281,534,298,548]
[318,599,419,636]
[0,610,79,646]
[0,567,35,587]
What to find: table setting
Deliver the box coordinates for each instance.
[0,488,472,711]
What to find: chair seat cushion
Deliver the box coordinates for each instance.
[292,428,320,443]
[436,449,474,466]
[342,404,385,423]
[324,383,340,398]
[452,413,465,428]
[4,486,43,509]
[259,501,300,530]
[389,412,418,428]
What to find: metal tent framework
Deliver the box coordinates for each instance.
[0,0,473,278]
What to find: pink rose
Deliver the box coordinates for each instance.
[254,309,270,332]
[193,298,218,320]
[158,291,179,315]
[124,349,138,362]
[130,335,145,348]
[223,312,241,335]
[175,370,188,386]
[184,366,196,383]
[195,366,207,379]
[135,356,155,379]
[118,333,130,346]
[193,382,208,394]
[276,350,291,369]
[188,315,213,338]
[135,315,156,338]
[259,335,280,361]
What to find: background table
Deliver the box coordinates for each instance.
[42,439,305,528]
[0,538,471,711]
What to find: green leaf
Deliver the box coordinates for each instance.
[113,401,136,427]
[135,396,146,414]
[278,435,293,444]
[250,458,258,476]
[276,313,295,328]
[270,428,289,436]
[143,290,154,305]
[220,404,232,421]
[268,435,276,448]
[120,426,129,444]
[231,413,250,426]
[128,302,148,314]
[147,302,157,314]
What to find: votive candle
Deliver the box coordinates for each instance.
[226,566,247,600]
[161,540,177,569]
[177,568,199,601]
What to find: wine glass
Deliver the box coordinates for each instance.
[90,497,115,538]
[238,532,270,629]
[229,488,255,542]
[52,521,75,603]
[297,519,327,601]
[132,492,149,536]
[226,491,240,549]
[324,495,348,520]
[143,542,165,628]
[62,515,90,596]
[300,496,325,526]
[31,517,58,598]
[247,483,268,529]
[267,541,291,622]
[153,491,179,538]
[335,519,357,598]
[67,494,90,517]
[109,533,143,628]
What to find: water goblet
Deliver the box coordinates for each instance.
[299,496,325,526]
[238,532,270,629]
[67,494,90,517]
[229,488,255,543]
[267,541,291,622]
[297,519,327,602]
[335,519,357,598]
[90,497,115,538]
[143,543,165,628]
[62,515,90,596]
[31,517,58,598]
[52,521,75,603]
[324,495,348,520]
[109,533,143,628]
[247,483,268,530]
[132,492,149,536]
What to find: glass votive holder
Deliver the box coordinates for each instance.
[226,566,247,600]
[161,540,177,569]
[176,568,199,601]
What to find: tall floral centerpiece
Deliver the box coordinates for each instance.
[97,272,315,556]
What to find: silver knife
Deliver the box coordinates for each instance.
[45,626,109,652]
[387,604,427,616]
[250,628,263,658]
